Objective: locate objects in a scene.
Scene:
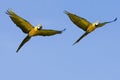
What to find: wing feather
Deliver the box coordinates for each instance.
[64,11,91,31]
[6,9,33,33]
[96,18,117,28]
[33,29,66,36]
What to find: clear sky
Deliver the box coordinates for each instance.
[0,0,120,80]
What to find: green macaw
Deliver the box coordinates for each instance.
[6,9,65,52]
[64,11,117,45]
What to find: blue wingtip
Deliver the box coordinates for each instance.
[114,17,117,21]
[62,28,66,32]
[64,10,69,14]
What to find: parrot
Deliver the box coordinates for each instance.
[6,9,65,52]
[64,10,117,45]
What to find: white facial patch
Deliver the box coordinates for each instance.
[95,22,99,26]
[92,21,99,26]
[34,24,42,31]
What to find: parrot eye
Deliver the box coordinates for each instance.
[95,23,99,26]
[36,24,42,30]
[37,26,42,30]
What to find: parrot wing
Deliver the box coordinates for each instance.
[64,11,91,31]
[96,18,117,28]
[6,9,33,33]
[33,28,66,36]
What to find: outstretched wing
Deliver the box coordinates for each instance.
[6,9,33,33]
[96,18,117,28]
[64,11,91,31]
[73,32,89,45]
[16,35,31,52]
[33,29,66,36]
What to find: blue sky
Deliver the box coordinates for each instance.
[0,0,120,80]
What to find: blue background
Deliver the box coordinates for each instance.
[0,0,120,80]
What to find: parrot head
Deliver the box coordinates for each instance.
[34,24,42,31]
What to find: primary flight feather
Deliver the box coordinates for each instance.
[6,9,65,52]
[64,10,117,45]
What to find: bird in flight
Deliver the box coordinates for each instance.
[64,11,117,45]
[6,9,65,52]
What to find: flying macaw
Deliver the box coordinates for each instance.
[6,9,65,52]
[64,11,117,45]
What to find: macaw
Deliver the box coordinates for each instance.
[6,9,65,52]
[64,11,117,45]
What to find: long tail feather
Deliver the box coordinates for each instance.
[73,32,89,45]
[16,35,31,53]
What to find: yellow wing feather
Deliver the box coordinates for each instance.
[64,11,91,31]
[96,18,117,28]
[6,9,33,33]
[33,29,66,36]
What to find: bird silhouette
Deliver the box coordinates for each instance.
[64,11,117,45]
[6,9,65,52]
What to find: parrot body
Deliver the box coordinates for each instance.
[6,9,65,52]
[64,11,117,45]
